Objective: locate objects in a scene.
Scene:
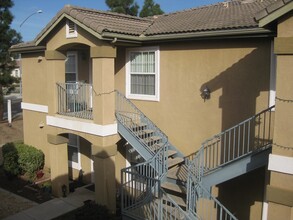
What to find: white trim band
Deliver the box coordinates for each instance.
[46,116,117,137]
[21,102,48,113]
[268,154,293,175]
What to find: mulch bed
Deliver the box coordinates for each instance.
[0,168,53,204]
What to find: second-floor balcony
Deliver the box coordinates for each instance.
[57,82,93,120]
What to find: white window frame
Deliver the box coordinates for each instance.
[68,134,81,170]
[126,46,160,101]
[66,19,78,38]
[65,51,78,83]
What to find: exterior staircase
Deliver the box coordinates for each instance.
[115,90,275,220]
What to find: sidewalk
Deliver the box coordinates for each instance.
[3,186,95,220]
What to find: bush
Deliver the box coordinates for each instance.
[2,143,20,176]
[1,142,44,179]
[15,143,44,178]
[2,142,17,156]
[3,151,20,176]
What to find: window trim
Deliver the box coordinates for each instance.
[66,19,78,38]
[126,46,160,101]
[68,134,81,170]
[65,51,78,83]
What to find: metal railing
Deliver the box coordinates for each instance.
[187,106,275,219]
[192,105,274,177]
[187,179,237,220]
[116,90,169,157]
[56,82,93,120]
[121,146,192,220]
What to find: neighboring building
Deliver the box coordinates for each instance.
[10,0,293,219]
[11,58,21,78]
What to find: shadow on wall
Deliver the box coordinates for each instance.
[200,45,271,219]
[200,46,270,130]
[50,133,125,215]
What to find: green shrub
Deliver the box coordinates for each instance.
[2,142,17,156]
[1,142,44,179]
[3,151,20,176]
[15,143,44,178]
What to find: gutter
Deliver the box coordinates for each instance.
[9,45,46,54]
[102,27,275,44]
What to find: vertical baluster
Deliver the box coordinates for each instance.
[263,112,266,147]
[247,121,250,153]
[243,123,246,154]
[256,115,261,147]
[233,128,236,160]
[238,125,241,157]
[228,130,231,162]
[223,133,226,164]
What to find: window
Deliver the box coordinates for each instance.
[66,19,77,38]
[68,134,81,170]
[126,47,160,101]
[65,51,78,83]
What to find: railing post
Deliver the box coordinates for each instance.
[7,99,12,126]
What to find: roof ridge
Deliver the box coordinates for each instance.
[64,4,154,22]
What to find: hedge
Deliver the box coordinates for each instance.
[2,142,44,179]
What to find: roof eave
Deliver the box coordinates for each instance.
[103,27,275,43]
[258,1,293,28]
[9,45,46,54]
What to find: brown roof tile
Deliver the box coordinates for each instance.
[12,0,291,50]
[38,5,153,38]
[144,0,278,36]
[255,0,292,21]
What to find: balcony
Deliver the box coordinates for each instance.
[56,82,93,120]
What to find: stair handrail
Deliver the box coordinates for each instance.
[187,106,274,219]
[160,188,199,220]
[191,105,274,177]
[187,177,237,220]
[116,90,169,143]
[121,144,169,218]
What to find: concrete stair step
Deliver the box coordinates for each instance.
[163,194,186,208]
[168,150,177,157]
[136,129,154,138]
[167,164,188,182]
[168,157,184,169]
[161,182,186,194]
[145,136,162,145]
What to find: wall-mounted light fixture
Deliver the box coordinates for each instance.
[200,86,210,101]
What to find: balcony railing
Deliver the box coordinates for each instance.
[56,82,93,120]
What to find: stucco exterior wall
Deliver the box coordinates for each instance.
[21,52,47,105]
[46,21,102,50]
[115,38,271,156]
[267,11,293,220]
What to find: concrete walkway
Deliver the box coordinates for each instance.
[3,186,95,220]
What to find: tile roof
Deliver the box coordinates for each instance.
[11,0,292,50]
[36,5,153,39]
[144,0,278,36]
[255,0,292,21]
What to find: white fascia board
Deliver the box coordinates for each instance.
[21,102,48,113]
[268,154,293,175]
[46,116,117,137]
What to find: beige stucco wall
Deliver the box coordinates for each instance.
[22,110,50,167]
[217,167,266,220]
[267,11,293,220]
[46,20,103,50]
[21,52,47,105]
[115,38,271,156]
